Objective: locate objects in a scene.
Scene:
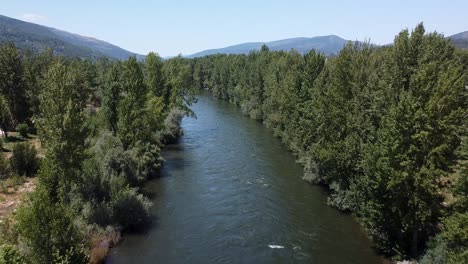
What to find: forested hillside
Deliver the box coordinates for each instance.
[0,15,143,60]
[0,44,195,263]
[449,31,468,49]
[191,24,468,262]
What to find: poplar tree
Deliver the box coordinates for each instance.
[145,52,165,97]
[0,43,29,124]
[358,24,467,258]
[117,56,149,148]
[103,63,123,134]
[37,61,87,201]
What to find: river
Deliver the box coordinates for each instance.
[106,91,383,264]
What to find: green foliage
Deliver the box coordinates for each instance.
[159,108,186,144]
[0,244,26,264]
[16,186,88,264]
[0,153,8,180]
[9,143,39,177]
[110,187,151,231]
[117,56,150,148]
[146,94,166,132]
[37,61,87,201]
[356,26,467,258]
[145,52,165,97]
[0,43,30,124]
[0,96,13,138]
[191,23,468,259]
[22,49,55,117]
[420,213,468,264]
[127,141,163,182]
[16,123,28,138]
[162,56,197,114]
[78,132,153,229]
[0,40,189,263]
[103,63,123,134]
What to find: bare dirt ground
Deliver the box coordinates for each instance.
[1,131,40,222]
[0,178,36,221]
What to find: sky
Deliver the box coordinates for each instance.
[1,0,468,57]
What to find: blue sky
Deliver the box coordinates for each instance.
[2,0,467,57]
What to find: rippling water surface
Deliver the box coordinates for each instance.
[106,92,383,264]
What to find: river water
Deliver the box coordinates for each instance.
[106,92,383,264]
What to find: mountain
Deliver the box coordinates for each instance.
[187,35,350,58]
[0,14,143,60]
[448,31,468,49]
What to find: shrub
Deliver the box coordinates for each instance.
[420,212,468,264]
[111,187,151,231]
[0,154,10,180]
[16,187,89,264]
[159,108,185,144]
[16,123,28,138]
[87,225,121,264]
[0,137,3,150]
[126,141,163,183]
[10,143,39,177]
[78,132,153,231]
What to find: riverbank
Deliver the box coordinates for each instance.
[93,108,186,263]
[0,109,186,264]
[189,33,467,261]
[106,92,383,264]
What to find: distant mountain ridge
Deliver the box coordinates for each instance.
[1,13,466,59]
[188,31,468,58]
[0,14,143,60]
[448,31,468,49]
[187,35,350,58]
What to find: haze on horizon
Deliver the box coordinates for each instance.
[2,0,467,57]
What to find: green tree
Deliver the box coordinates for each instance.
[357,26,467,258]
[16,186,88,264]
[103,63,123,134]
[0,43,30,124]
[145,52,165,97]
[117,56,149,148]
[162,56,197,114]
[22,48,55,119]
[0,96,13,138]
[37,61,87,201]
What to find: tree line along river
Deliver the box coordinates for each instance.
[106,91,384,264]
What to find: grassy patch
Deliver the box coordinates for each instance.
[0,176,26,194]
[1,132,42,159]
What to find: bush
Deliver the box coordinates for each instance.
[420,212,468,264]
[111,187,151,231]
[16,187,89,264]
[10,143,39,177]
[78,132,153,230]
[0,137,3,150]
[126,141,163,183]
[0,154,10,180]
[16,123,28,138]
[159,108,185,144]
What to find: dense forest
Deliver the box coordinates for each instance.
[191,24,468,262]
[1,22,467,263]
[0,43,196,263]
